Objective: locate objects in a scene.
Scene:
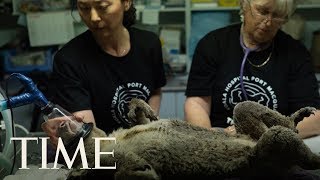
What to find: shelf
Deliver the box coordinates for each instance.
[190,3,320,12]
[159,7,185,12]
[135,5,185,12]
[297,4,320,9]
[191,6,239,11]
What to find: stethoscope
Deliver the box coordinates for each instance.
[239,34,259,100]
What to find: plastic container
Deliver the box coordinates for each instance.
[168,49,187,74]
[41,101,93,147]
[218,0,239,7]
[0,49,53,73]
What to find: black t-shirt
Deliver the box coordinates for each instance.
[186,23,320,128]
[51,27,166,133]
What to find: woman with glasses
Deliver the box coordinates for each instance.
[185,0,320,139]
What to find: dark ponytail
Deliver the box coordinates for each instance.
[122,0,136,28]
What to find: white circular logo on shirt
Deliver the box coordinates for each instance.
[111,82,151,126]
[222,76,278,111]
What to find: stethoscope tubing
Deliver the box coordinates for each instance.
[239,34,259,100]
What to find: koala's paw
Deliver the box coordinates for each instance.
[127,107,138,123]
[255,126,301,157]
[128,98,158,124]
[143,108,158,121]
[291,107,317,124]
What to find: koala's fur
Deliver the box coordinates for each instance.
[65,100,320,179]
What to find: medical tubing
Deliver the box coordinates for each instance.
[239,34,259,100]
[0,73,93,164]
[0,88,14,175]
[240,50,250,100]
[0,73,49,164]
[0,73,49,111]
[11,73,48,107]
[0,153,14,176]
[0,88,14,161]
[0,100,7,111]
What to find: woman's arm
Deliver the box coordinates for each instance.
[184,96,212,129]
[285,40,320,139]
[297,110,320,139]
[148,88,162,116]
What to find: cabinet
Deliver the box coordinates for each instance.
[159,91,185,120]
[159,75,187,120]
[185,2,320,56]
[133,1,320,59]
[3,1,319,58]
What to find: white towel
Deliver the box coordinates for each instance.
[303,136,320,156]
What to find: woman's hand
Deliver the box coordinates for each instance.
[224,125,237,136]
[297,110,320,139]
[211,125,237,135]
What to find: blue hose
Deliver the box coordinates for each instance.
[0,73,49,175]
[0,73,49,111]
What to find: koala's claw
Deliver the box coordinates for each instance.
[291,107,317,124]
[128,98,158,125]
[144,110,158,121]
[127,109,138,122]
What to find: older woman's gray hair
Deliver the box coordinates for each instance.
[239,0,298,22]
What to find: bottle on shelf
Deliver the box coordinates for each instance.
[168,49,187,74]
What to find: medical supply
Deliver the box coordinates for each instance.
[0,73,93,147]
[239,34,258,100]
[218,0,239,7]
[41,101,93,148]
[239,34,273,100]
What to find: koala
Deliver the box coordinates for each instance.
[57,99,320,179]
[233,100,316,140]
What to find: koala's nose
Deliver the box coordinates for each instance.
[60,121,66,128]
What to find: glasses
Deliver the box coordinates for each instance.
[248,2,288,25]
